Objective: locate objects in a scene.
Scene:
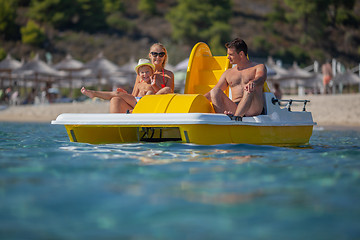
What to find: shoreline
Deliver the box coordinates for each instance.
[1,94,360,129]
[0,100,110,124]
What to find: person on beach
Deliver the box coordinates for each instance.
[273,82,282,100]
[204,38,267,120]
[321,61,332,94]
[81,58,156,113]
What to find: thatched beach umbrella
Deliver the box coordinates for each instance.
[266,57,292,81]
[116,57,137,88]
[333,70,360,93]
[85,52,120,90]
[54,54,84,71]
[13,54,66,92]
[54,54,87,97]
[0,54,23,88]
[266,57,294,93]
[288,63,316,84]
[174,58,189,72]
[288,62,314,78]
[283,62,316,95]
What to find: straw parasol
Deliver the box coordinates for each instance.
[267,58,319,95]
[174,58,189,72]
[0,54,22,71]
[266,57,292,81]
[54,54,89,97]
[85,52,120,90]
[333,70,360,93]
[0,54,23,88]
[54,54,84,71]
[13,54,66,91]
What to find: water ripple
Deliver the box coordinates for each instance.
[1,122,360,239]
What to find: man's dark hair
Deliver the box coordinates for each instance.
[225,38,248,56]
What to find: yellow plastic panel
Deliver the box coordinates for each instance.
[180,124,232,145]
[263,81,270,92]
[185,42,271,96]
[166,94,214,113]
[184,42,231,96]
[229,125,313,145]
[132,94,214,114]
[132,94,176,113]
[177,124,312,145]
[65,125,138,144]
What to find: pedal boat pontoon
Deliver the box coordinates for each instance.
[52,43,316,145]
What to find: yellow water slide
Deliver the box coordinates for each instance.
[184,42,270,95]
[184,42,232,96]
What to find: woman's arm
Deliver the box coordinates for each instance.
[132,76,141,95]
[155,70,174,95]
[165,70,175,93]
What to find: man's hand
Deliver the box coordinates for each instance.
[204,92,211,101]
[244,82,255,93]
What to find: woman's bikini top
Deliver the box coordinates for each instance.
[161,69,166,88]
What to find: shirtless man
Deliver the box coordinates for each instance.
[204,38,267,120]
[321,61,332,94]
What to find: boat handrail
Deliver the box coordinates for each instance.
[271,97,310,112]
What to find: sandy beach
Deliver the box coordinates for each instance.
[1,94,360,129]
[282,93,360,128]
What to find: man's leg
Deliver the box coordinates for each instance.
[210,87,237,114]
[234,90,254,117]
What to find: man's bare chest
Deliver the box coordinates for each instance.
[227,70,255,88]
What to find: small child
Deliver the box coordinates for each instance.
[115,59,155,102]
[131,59,155,97]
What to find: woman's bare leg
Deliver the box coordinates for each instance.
[109,97,131,113]
[81,87,118,100]
[109,94,138,113]
[82,87,138,113]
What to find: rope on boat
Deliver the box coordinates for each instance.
[271,98,310,112]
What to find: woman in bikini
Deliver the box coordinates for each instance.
[133,42,174,95]
[81,43,174,113]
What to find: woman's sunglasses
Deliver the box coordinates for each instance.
[150,52,165,57]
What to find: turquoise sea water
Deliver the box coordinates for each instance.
[0,122,359,240]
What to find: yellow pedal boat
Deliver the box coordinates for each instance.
[52,43,316,145]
